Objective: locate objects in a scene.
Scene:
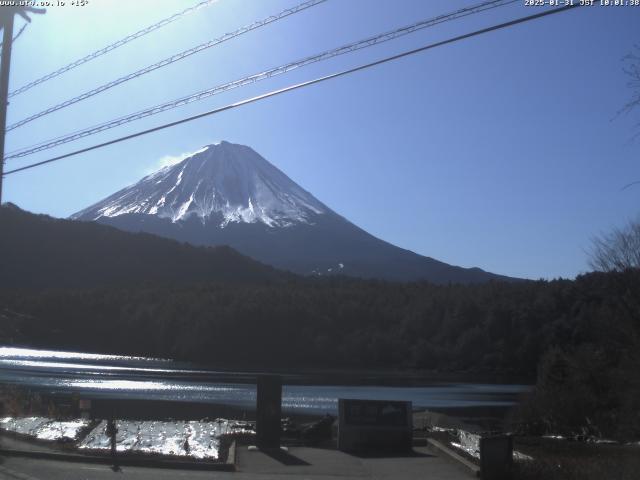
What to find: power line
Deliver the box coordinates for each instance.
[0,5,45,49]
[3,3,581,177]
[0,21,28,48]
[11,22,28,43]
[6,0,514,155]
[621,180,640,191]
[7,0,220,99]
[6,0,516,159]
[0,6,46,203]
[6,0,327,132]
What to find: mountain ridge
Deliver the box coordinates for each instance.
[72,141,516,284]
[0,202,283,290]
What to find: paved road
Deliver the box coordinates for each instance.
[0,458,224,480]
[0,445,473,479]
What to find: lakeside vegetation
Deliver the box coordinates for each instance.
[2,269,639,441]
[1,205,639,442]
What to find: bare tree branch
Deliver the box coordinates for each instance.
[618,45,640,118]
[589,218,640,272]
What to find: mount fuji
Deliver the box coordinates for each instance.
[72,141,511,283]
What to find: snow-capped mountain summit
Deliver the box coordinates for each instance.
[73,141,514,284]
[72,141,326,228]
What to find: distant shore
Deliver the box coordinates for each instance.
[87,397,513,430]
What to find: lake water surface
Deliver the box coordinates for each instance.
[0,346,530,415]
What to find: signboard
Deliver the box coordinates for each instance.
[343,399,409,427]
[338,399,412,453]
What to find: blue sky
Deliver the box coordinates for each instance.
[2,0,639,280]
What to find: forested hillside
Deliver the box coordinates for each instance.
[0,204,284,289]
[2,271,637,379]
[2,203,639,439]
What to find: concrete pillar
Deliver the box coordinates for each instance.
[480,434,513,480]
[256,375,281,449]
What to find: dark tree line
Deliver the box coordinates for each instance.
[2,204,640,438]
[2,270,638,381]
[5,268,640,439]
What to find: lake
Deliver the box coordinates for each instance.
[0,346,530,415]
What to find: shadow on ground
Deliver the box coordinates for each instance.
[260,448,311,466]
[346,449,434,459]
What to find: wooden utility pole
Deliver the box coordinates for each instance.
[0,10,14,204]
[0,6,45,204]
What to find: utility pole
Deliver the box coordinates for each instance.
[0,10,14,205]
[0,6,45,204]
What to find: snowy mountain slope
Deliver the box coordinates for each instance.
[72,141,514,284]
[72,141,325,228]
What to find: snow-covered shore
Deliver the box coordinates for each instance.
[0,416,90,442]
[0,416,254,461]
[79,418,254,459]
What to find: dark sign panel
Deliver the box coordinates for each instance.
[342,399,409,427]
[338,398,413,453]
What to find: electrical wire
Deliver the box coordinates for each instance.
[0,21,28,49]
[3,3,581,177]
[8,0,220,98]
[6,0,327,132]
[6,0,516,158]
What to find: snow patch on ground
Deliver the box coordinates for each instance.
[454,430,481,458]
[0,416,90,442]
[79,419,253,460]
[0,415,254,461]
[449,429,534,462]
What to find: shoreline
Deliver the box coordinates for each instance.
[0,343,535,386]
[87,398,327,424]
